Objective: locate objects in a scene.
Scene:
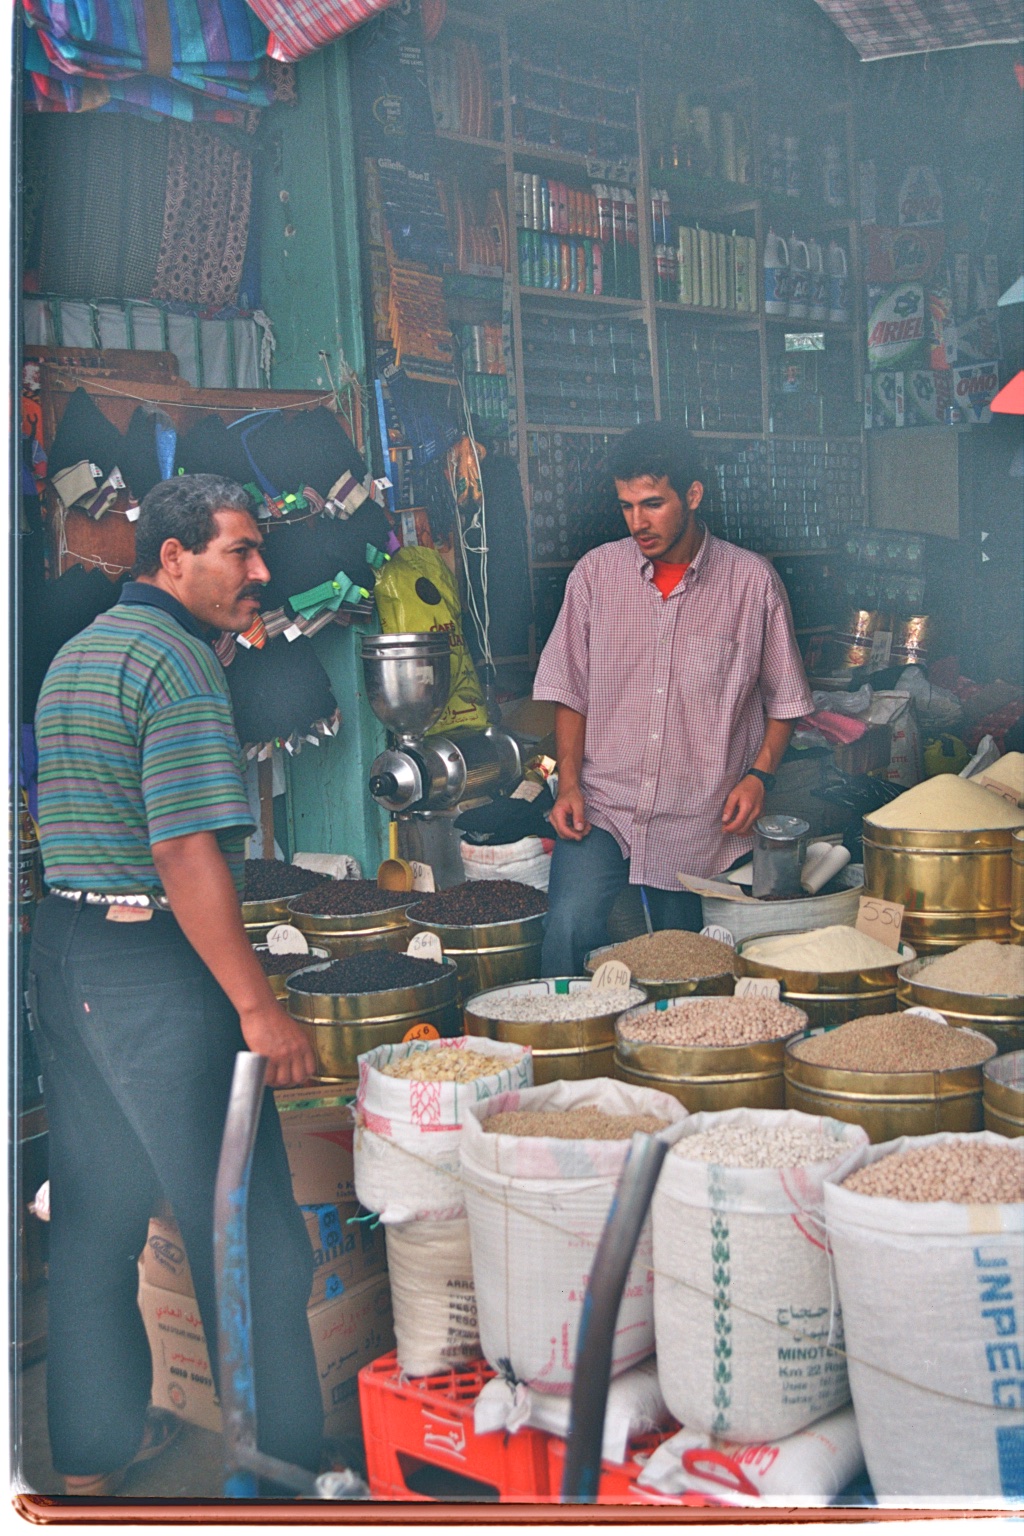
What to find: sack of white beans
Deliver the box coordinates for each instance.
[474,1357,670,1464]
[354,1037,533,1222]
[652,1108,867,1443]
[460,1077,688,1393]
[824,1130,1024,1499]
[384,1218,479,1377]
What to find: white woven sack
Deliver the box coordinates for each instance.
[354,1037,532,1223]
[386,1218,480,1376]
[460,1077,688,1394]
[461,836,551,892]
[652,1108,867,1444]
[473,1357,670,1465]
[635,1405,864,1504]
[824,1130,1024,1501]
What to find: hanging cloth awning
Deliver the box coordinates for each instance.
[242,0,401,62]
[811,0,1023,59]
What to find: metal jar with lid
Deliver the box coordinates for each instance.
[752,815,810,899]
[862,821,1018,953]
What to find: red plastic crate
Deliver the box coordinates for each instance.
[547,1427,718,1507]
[358,1351,553,1503]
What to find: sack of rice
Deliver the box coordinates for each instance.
[384,1218,479,1378]
[354,1037,533,1222]
[652,1108,867,1443]
[824,1130,1024,1498]
[460,1077,687,1393]
[473,1357,670,1465]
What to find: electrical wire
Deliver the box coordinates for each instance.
[451,375,494,672]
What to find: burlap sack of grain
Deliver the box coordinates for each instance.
[824,1130,1024,1499]
[652,1108,867,1443]
[459,1078,688,1393]
[354,1037,532,1223]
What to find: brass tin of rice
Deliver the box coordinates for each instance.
[583,944,734,1002]
[406,909,545,1001]
[285,958,461,1080]
[1012,829,1024,946]
[735,933,916,1032]
[983,1050,1024,1138]
[286,897,413,960]
[861,821,1015,953]
[612,997,805,1113]
[464,977,646,1086]
[783,1025,996,1143]
[253,944,330,1001]
[896,957,1024,1056]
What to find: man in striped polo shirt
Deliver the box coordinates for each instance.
[29,475,322,1495]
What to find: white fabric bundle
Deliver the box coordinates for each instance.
[473,1357,670,1464]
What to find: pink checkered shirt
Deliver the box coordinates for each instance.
[533,529,814,886]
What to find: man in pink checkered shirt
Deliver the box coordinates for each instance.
[534,423,813,975]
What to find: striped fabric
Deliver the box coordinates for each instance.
[811,0,1022,58]
[244,0,399,62]
[533,531,814,887]
[36,603,254,895]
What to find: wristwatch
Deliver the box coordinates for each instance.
[746,768,776,793]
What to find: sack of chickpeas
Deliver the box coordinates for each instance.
[824,1130,1024,1499]
[652,1108,867,1444]
[460,1077,688,1393]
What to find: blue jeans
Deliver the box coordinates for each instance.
[26,896,323,1479]
[541,826,705,976]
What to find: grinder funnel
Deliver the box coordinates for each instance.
[361,632,451,741]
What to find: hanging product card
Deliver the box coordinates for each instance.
[735,976,781,1001]
[869,630,893,668]
[407,931,443,963]
[589,960,632,992]
[700,925,736,947]
[266,923,309,955]
[409,860,436,893]
[855,894,904,950]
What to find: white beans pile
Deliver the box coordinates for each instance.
[673,1123,846,1169]
[620,996,805,1047]
[381,1050,506,1082]
[843,1140,1024,1204]
[479,987,645,1022]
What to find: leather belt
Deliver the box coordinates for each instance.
[50,887,172,912]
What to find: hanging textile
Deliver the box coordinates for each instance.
[151,123,253,307]
[811,0,1022,59]
[242,0,400,62]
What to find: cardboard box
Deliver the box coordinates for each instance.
[137,1275,221,1433]
[275,1087,357,1206]
[302,1204,388,1307]
[308,1272,394,1440]
[141,1214,195,1297]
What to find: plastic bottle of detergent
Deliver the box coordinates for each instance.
[807,236,828,323]
[827,239,849,323]
[786,232,810,319]
[763,228,789,315]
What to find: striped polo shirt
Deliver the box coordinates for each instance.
[35,583,254,895]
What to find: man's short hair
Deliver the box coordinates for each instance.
[132,475,254,577]
[607,422,702,499]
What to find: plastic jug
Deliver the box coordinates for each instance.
[786,233,810,319]
[763,228,789,315]
[807,236,827,323]
[827,239,850,323]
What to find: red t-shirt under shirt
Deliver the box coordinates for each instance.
[651,559,690,599]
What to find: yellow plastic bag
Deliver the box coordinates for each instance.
[374,546,487,735]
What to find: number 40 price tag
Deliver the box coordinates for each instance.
[855,894,904,951]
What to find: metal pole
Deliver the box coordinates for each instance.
[560,1132,670,1503]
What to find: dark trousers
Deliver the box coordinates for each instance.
[26,896,323,1478]
[541,826,706,976]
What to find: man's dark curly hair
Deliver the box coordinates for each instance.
[607,421,702,499]
[132,474,253,577]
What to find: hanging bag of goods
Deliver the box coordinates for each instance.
[824,1130,1024,1499]
[652,1108,867,1443]
[459,1078,688,1394]
[373,546,487,735]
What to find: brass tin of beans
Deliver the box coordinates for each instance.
[243,895,301,945]
[406,908,545,1002]
[896,957,1024,1056]
[583,944,735,1002]
[1012,829,1024,946]
[464,977,646,1086]
[783,1026,996,1143]
[735,933,915,1032]
[285,958,461,1080]
[253,944,330,1001]
[862,821,1017,953]
[983,1050,1024,1138]
[612,997,805,1113]
[286,897,414,960]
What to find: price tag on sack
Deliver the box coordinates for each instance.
[855,894,904,951]
[403,1021,440,1042]
[735,976,781,1001]
[701,925,736,947]
[410,860,436,893]
[266,923,309,955]
[407,931,443,963]
[589,960,632,992]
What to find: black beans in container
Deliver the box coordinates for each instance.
[243,859,326,902]
[255,950,318,979]
[288,952,447,995]
[288,880,412,916]
[408,880,547,925]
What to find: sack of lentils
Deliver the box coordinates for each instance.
[824,1130,1024,1498]
[652,1107,867,1443]
[459,1078,688,1394]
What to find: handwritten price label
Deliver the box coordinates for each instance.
[403,1021,440,1042]
[407,931,443,963]
[903,1005,948,1026]
[855,894,904,951]
[589,960,632,992]
[410,860,436,893]
[735,976,781,1001]
[700,925,736,947]
[266,923,309,955]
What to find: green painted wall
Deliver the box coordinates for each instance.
[258,38,386,872]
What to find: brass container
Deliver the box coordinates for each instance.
[286,896,413,960]
[612,997,806,1112]
[406,907,545,1002]
[897,957,1024,1056]
[891,614,931,666]
[820,609,887,673]
[735,934,915,1032]
[584,944,734,1003]
[242,894,300,946]
[253,944,330,1001]
[983,1050,1024,1138]
[464,977,647,1086]
[783,1027,996,1142]
[285,958,461,1080]
[862,820,1017,953]
[1012,830,1024,946]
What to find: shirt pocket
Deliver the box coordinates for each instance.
[676,632,738,691]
